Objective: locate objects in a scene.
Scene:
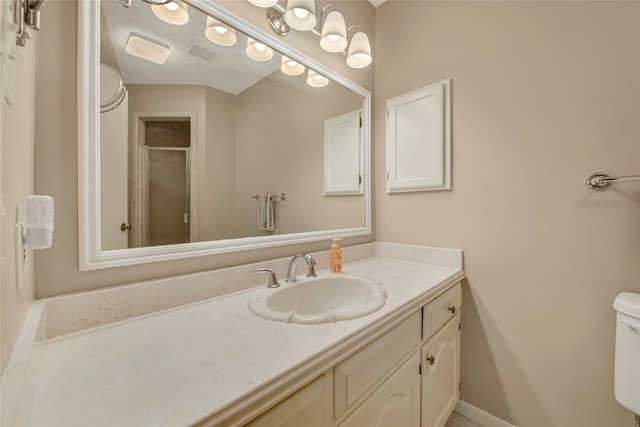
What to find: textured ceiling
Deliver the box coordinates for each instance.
[100,0,281,95]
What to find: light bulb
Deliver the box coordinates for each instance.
[307,69,328,87]
[151,0,189,25]
[347,32,372,68]
[284,0,316,31]
[281,56,305,76]
[205,16,237,46]
[293,8,309,19]
[246,38,273,62]
[320,11,347,53]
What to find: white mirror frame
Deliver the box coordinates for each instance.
[78,0,371,270]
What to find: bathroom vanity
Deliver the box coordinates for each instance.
[1,243,464,427]
[247,283,461,427]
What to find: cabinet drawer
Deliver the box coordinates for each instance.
[422,283,461,341]
[334,312,421,420]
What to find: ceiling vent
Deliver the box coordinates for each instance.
[187,44,219,63]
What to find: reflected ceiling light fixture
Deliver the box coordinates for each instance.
[246,37,274,62]
[248,0,278,7]
[281,56,305,76]
[204,16,237,46]
[346,26,371,69]
[126,32,171,64]
[320,10,347,53]
[284,0,317,31]
[151,0,189,25]
[307,69,328,87]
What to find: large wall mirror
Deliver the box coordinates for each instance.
[78,0,371,270]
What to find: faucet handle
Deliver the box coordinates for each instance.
[256,268,281,288]
[306,264,317,278]
[304,254,317,278]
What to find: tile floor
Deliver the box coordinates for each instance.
[445,411,484,427]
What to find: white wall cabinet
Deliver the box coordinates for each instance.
[323,110,364,195]
[386,79,451,193]
[243,283,461,427]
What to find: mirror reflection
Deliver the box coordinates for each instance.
[99,0,366,251]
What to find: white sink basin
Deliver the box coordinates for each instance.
[248,275,388,324]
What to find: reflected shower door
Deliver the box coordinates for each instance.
[147,148,189,246]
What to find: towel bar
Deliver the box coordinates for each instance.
[586,173,640,191]
[251,193,287,201]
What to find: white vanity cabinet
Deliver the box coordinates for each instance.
[243,283,462,427]
[339,352,421,427]
[336,312,421,426]
[421,284,462,427]
[245,374,333,427]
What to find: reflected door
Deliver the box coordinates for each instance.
[147,148,189,246]
[130,118,194,248]
[100,91,129,250]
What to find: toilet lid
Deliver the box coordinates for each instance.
[613,292,640,319]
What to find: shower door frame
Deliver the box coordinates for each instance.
[130,112,197,248]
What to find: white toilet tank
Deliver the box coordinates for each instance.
[614,292,640,415]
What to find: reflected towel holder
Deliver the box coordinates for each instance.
[252,193,286,201]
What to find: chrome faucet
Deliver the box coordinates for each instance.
[255,268,281,288]
[285,253,317,282]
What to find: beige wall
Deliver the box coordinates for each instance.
[33,0,375,298]
[204,86,238,241]
[375,1,640,426]
[1,35,37,374]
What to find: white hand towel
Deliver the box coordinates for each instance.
[257,194,275,232]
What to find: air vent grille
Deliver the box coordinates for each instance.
[187,45,218,63]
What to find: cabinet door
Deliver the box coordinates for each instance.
[323,110,363,195]
[340,353,421,427]
[386,79,451,193]
[245,374,331,427]
[421,313,460,427]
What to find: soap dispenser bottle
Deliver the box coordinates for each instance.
[330,238,343,273]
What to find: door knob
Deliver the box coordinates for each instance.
[448,306,456,314]
[427,356,435,365]
[120,223,131,232]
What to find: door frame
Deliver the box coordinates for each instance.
[130,112,197,247]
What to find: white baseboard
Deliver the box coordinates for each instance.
[454,400,516,427]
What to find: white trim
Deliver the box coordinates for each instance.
[77,0,372,270]
[454,400,517,427]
